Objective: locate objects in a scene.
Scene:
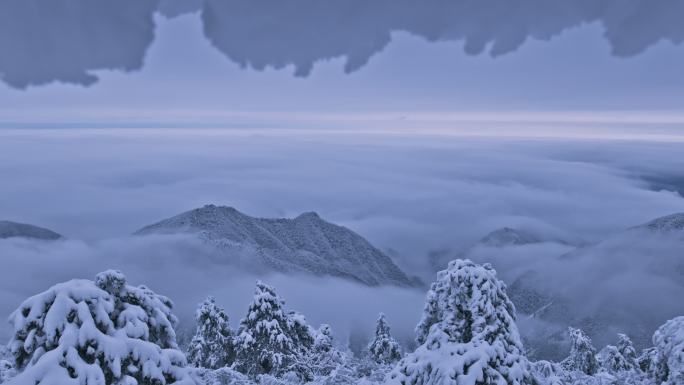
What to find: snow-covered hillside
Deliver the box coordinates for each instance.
[632,212,684,233]
[135,205,418,287]
[477,212,684,359]
[429,226,570,272]
[479,227,541,247]
[0,221,61,240]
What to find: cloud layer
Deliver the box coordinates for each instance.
[1,128,684,358]
[2,0,683,88]
[0,0,159,89]
[202,0,684,76]
[461,228,684,357]
[0,235,425,348]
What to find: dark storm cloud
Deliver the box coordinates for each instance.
[0,0,159,89]
[201,0,684,76]
[1,0,683,88]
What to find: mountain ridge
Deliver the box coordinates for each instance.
[0,220,62,240]
[478,227,541,247]
[632,212,684,233]
[135,204,419,287]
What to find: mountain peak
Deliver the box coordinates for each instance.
[196,204,239,214]
[635,212,684,233]
[479,227,540,247]
[0,220,62,240]
[135,205,416,287]
[295,211,321,221]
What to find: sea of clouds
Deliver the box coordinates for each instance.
[1,127,683,357]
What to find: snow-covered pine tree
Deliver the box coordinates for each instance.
[561,327,599,375]
[637,347,659,378]
[0,346,15,384]
[388,259,532,385]
[285,311,319,381]
[7,270,194,385]
[616,333,638,370]
[598,345,632,374]
[233,281,314,379]
[0,360,15,384]
[595,334,639,375]
[314,325,334,353]
[367,313,401,365]
[529,360,565,385]
[287,311,315,355]
[186,296,235,369]
[652,316,684,385]
[299,324,350,379]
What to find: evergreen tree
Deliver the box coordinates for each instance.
[7,270,194,385]
[597,345,632,374]
[313,324,334,353]
[652,316,684,385]
[299,324,349,379]
[187,296,235,369]
[0,345,15,383]
[287,311,315,354]
[561,327,599,375]
[529,360,565,385]
[616,333,638,370]
[0,360,15,384]
[367,313,402,365]
[388,259,532,385]
[596,333,639,375]
[637,347,659,378]
[285,311,319,381]
[233,281,314,379]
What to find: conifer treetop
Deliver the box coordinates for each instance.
[653,316,684,385]
[562,327,599,375]
[7,270,193,385]
[368,312,402,365]
[390,259,531,385]
[187,295,235,369]
[415,259,520,348]
[233,280,315,379]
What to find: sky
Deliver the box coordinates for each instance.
[2,0,684,359]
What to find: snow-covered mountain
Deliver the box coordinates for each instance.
[429,227,566,271]
[0,220,62,240]
[478,227,541,247]
[135,205,418,287]
[632,212,684,233]
[425,212,684,359]
[503,212,684,358]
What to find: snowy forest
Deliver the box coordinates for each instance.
[1,259,681,385]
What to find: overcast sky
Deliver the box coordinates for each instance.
[1,0,684,125]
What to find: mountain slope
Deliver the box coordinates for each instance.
[632,212,684,233]
[508,212,684,357]
[0,220,62,240]
[429,227,566,272]
[135,204,417,287]
[478,227,541,247]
